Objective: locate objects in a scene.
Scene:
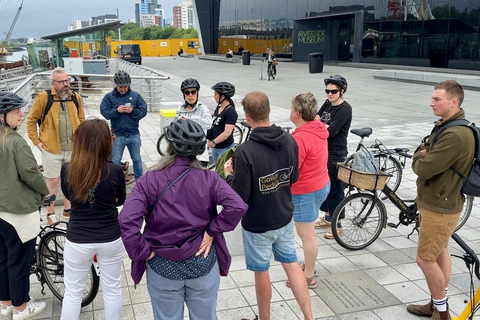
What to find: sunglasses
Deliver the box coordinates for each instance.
[184,90,197,95]
[325,89,340,94]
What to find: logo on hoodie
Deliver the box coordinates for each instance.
[259,167,294,194]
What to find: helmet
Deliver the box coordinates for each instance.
[181,78,200,92]
[0,92,27,114]
[211,82,235,98]
[164,118,206,157]
[113,70,131,86]
[324,75,348,93]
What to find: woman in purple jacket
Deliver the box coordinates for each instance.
[119,118,247,320]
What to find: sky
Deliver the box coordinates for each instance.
[0,0,180,39]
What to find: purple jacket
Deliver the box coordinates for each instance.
[119,157,247,285]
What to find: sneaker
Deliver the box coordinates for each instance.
[314,217,331,229]
[62,209,71,218]
[1,304,13,316]
[407,300,433,317]
[12,301,46,320]
[325,228,342,239]
[46,214,59,226]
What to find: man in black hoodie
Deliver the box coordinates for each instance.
[224,91,313,320]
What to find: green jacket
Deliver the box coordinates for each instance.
[413,109,475,214]
[0,129,49,214]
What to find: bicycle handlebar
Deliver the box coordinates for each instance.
[43,194,56,206]
[451,232,480,280]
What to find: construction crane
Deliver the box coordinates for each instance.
[4,0,24,43]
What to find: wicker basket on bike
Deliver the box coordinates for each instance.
[337,163,390,190]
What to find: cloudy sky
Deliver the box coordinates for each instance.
[0,0,180,39]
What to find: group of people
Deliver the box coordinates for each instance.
[0,60,473,320]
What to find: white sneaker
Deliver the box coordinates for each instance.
[12,301,46,320]
[0,304,13,316]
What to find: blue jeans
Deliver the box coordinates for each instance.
[292,182,331,223]
[112,134,143,180]
[146,261,220,320]
[212,143,235,164]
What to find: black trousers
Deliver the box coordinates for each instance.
[320,150,347,219]
[0,218,35,306]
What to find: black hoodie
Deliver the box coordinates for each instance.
[229,125,299,233]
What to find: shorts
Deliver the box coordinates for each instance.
[292,182,330,223]
[42,150,71,178]
[417,206,460,261]
[242,219,297,272]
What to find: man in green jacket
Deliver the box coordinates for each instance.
[407,80,474,320]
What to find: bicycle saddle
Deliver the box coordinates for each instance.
[240,120,251,128]
[350,128,373,138]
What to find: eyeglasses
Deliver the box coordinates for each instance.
[53,79,70,84]
[184,90,197,95]
[325,89,340,94]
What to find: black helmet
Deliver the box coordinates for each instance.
[114,70,131,86]
[211,82,235,98]
[164,118,206,157]
[0,92,27,114]
[181,78,200,92]
[324,75,348,93]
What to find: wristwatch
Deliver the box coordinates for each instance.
[212,139,217,146]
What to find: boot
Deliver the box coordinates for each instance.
[407,299,433,317]
[431,305,452,320]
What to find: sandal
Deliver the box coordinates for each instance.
[286,275,317,289]
[298,262,317,277]
[324,227,343,239]
[314,217,331,229]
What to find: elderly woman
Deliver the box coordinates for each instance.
[0,92,49,319]
[120,118,247,320]
[288,92,330,289]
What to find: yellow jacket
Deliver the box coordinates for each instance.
[26,88,85,154]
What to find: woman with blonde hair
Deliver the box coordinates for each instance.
[60,119,126,320]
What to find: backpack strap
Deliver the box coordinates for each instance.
[38,90,80,126]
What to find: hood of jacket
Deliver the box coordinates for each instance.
[293,120,329,140]
[249,125,289,151]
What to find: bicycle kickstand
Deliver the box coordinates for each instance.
[407,221,419,239]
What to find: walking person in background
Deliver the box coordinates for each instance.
[100,70,148,181]
[60,119,126,320]
[207,82,238,164]
[266,49,277,79]
[224,91,313,320]
[119,118,247,320]
[288,93,330,289]
[315,75,352,239]
[26,67,85,225]
[0,92,49,320]
[177,78,212,165]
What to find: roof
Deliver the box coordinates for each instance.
[41,20,124,40]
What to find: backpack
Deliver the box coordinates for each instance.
[37,89,80,126]
[352,145,378,174]
[430,119,480,197]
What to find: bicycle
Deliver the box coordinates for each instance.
[329,155,474,250]
[32,195,99,307]
[450,232,480,319]
[234,119,292,146]
[267,61,276,81]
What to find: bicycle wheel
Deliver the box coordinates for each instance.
[331,192,387,250]
[156,133,169,156]
[38,230,99,307]
[455,195,474,231]
[233,124,243,145]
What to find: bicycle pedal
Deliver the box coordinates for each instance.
[387,222,398,228]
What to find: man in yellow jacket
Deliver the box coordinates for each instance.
[26,67,85,225]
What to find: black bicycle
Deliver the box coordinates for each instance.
[267,61,276,81]
[32,195,99,307]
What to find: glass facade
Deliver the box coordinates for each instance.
[213,0,480,69]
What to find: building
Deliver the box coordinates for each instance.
[194,0,480,70]
[68,20,90,31]
[172,5,182,29]
[135,0,164,27]
[68,14,118,31]
[173,1,194,29]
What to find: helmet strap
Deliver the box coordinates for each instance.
[183,95,198,108]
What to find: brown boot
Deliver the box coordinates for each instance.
[407,300,433,317]
[431,304,452,320]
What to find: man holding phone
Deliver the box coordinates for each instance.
[100,70,148,181]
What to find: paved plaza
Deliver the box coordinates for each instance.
[7,57,480,320]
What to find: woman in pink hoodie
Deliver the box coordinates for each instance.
[288,93,330,289]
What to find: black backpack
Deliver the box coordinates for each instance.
[430,119,480,197]
[37,89,80,126]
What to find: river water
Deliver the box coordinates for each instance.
[7,48,28,61]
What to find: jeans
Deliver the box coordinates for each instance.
[292,182,331,223]
[212,143,235,164]
[146,261,220,320]
[0,218,35,306]
[61,238,125,320]
[112,134,143,180]
[320,150,347,219]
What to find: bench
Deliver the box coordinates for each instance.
[179,53,194,58]
[198,54,241,63]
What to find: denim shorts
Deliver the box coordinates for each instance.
[242,219,297,272]
[292,182,330,223]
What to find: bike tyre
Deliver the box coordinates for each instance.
[233,124,243,145]
[331,192,387,250]
[455,195,474,231]
[38,230,100,307]
[156,133,169,156]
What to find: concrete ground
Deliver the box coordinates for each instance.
[6,57,480,320]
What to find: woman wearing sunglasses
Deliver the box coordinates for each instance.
[314,75,352,239]
[177,78,212,164]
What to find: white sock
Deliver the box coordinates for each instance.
[433,297,447,312]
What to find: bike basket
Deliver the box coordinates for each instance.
[337,163,391,190]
